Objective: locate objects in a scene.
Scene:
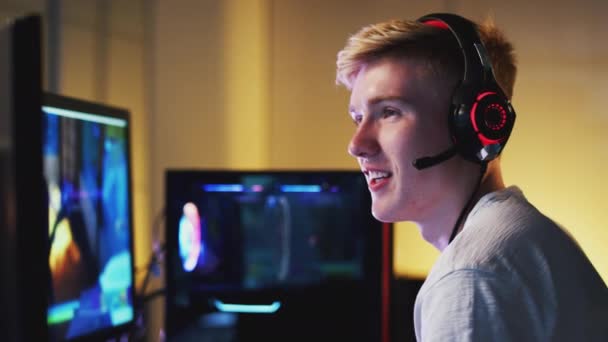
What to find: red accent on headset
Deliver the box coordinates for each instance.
[422,20,449,30]
[470,92,502,146]
[471,101,480,131]
[485,103,507,131]
[478,133,501,146]
[476,91,496,101]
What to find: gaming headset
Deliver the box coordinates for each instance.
[412,13,516,170]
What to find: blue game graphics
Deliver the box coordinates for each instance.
[43,100,134,341]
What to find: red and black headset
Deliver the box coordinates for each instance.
[412,13,516,170]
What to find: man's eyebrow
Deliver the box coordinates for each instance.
[349,96,412,115]
[368,95,411,105]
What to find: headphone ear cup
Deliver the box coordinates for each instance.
[449,87,516,163]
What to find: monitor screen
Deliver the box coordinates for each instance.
[165,170,387,340]
[43,94,135,341]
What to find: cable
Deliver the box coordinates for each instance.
[448,162,488,244]
[137,207,166,303]
[130,207,167,340]
[138,242,165,305]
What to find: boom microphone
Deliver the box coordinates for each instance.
[412,146,457,170]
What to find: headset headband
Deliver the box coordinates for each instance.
[418,13,494,88]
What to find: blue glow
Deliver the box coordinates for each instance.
[43,106,127,127]
[201,312,238,327]
[99,251,132,291]
[110,306,134,326]
[178,213,202,272]
[203,184,244,192]
[213,300,281,314]
[280,185,322,193]
[48,300,80,325]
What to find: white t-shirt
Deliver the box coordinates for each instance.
[414,186,608,341]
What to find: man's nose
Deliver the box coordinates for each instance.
[348,122,380,159]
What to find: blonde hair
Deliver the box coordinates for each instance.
[336,17,517,99]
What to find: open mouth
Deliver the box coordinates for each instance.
[365,170,392,185]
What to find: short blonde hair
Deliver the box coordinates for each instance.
[336,17,517,99]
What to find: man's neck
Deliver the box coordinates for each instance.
[417,163,505,252]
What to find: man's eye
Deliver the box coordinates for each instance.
[382,107,400,118]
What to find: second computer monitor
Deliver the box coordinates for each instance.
[165,170,392,341]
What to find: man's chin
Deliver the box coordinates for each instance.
[371,207,399,223]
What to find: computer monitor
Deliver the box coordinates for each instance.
[0,14,48,342]
[165,170,392,341]
[42,94,136,341]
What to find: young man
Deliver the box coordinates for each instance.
[336,13,608,341]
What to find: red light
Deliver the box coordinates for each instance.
[423,20,449,30]
[382,223,391,342]
[470,101,480,132]
[478,133,501,146]
[476,91,496,101]
[485,104,507,131]
[471,98,504,146]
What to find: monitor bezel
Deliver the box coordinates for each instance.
[43,92,137,342]
[1,14,49,342]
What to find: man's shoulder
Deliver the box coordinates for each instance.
[423,186,596,292]
[414,187,608,341]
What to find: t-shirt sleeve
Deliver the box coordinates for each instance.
[418,269,542,342]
